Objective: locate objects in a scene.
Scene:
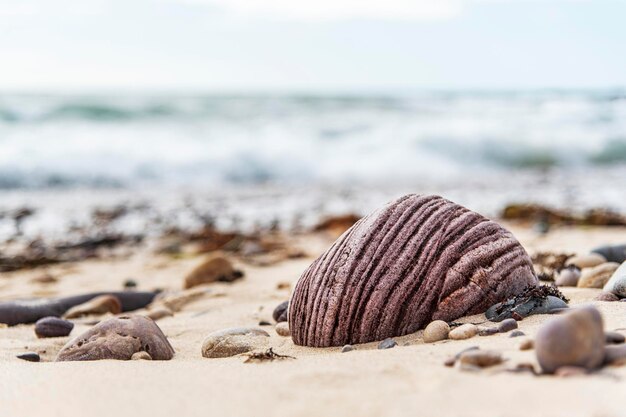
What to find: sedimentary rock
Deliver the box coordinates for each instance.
[289,195,537,347]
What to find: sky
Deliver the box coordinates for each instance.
[0,0,625,92]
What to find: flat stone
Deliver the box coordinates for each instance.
[201,327,270,358]
[577,263,620,288]
[604,345,626,365]
[449,324,478,340]
[498,318,518,333]
[605,331,625,344]
[184,255,242,289]
[146,306,174,321]
[509,330,525,337]
[64,295,122,319]
[595,292,619,302]
[554,366,588,377]
[35,317,74,338]
[423,320,450,343]
[272,301,289,323]
[458,350,503,368]
[478,327,499,336]
[17,352,40,362]
[566,254,607,269]
[378,338,397,350]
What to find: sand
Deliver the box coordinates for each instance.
[1,224,626,417]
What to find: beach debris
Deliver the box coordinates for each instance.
[605,331,625,345]
[592,244,626,264]
[602,261,626,298]
[509,330,525,337]
[201,327,270,358]
[535,306,605,374]
[290,195,537,347]
[444,346,479,367]
[272,301,289,323]
[595,292,619,302]
[183,254,243,289]
[566,254,607,269]
[501,204,626,227]
[341,344,355,353]
[131,351,152,360]
[35,317,74,338]
[56,315,174,361]
[0,291,158,326]
[532,252,572,280]
[485,285,568,322]
[64,294,122,318]
[498,318,518,333]
[577,262,620,288]
[458,350,503,369]
[519,339,534,351]
[449,324,478,340]
[17,352,41,362]
[243,348,295,363]
[422,320,450,343]
[275,322,291,337]
[554,265,581,287]
[377,338,397,349]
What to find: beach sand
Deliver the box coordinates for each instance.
[1,224,626,417]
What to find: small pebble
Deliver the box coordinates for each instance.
[64,295,122,319]
[498,318,518,333]
[202,327,270,358]
[554,366,588,377]
[146,306,174,321]
[595,292,619,302]
[275,322,291,337]
[444,346,479,367]
[519,339,534,351]
[35,317,74,338]
[478,327,499,336]
[378,338,397,350]
[17,352,40,362]
[458,350,503,368]
[272,301,289,323]
[509,330,525,337]
[341,345,355,353]
[604,345,626,365]
[258,320,271,326]
[124,279,138,289]
[131,351,152,360]
[422,320,450,343]
[566,254,606,269]
[555,266,581,287]
[605,331,625,345]
[577,262,620,289]
[449,323,478,340]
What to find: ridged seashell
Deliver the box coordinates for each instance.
[289,194,537,347]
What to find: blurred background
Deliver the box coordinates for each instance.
[1,0,625,240]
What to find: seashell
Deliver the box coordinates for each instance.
[289,194,537,347]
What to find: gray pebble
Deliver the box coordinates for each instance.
[377,338,397,350]
[35,317,74,338]
[17,352,40,362]
[202,327,270,358]
[341,344,355,353]
[509,330,525,337]
[498,318,518,333]
[605,331,625,345]
[478,327,499,336]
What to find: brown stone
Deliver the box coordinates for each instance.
[423,320,450,343]
[201,327,270,358]
[183,255,243,289]
[64,295,122,318]
[577,263,620,289]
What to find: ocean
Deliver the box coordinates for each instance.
[1,90,625,239]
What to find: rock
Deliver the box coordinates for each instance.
[605,331,625,344]
[509,330,525,337]
[35,317,74,338]
[124,279,138,289]
[566,254,607,269]
[159,288,208,312]
[258,320,271,326]
[535,306,605,374]
[56,315,174,361]
[595,292,619,302]
[183,255,243,289]
[604,345,626,365]
[64,295,122,319]
[485,286,568,322]
[577,263,620,288]
[201,327,270,358]
[146,306,174,321]
[592,244,626,264]
[554,366,588,377]
[275,322,291,337]
[555,266,581,287]
[341,344,355,353]
[131,351,152,360]
[444,346,479,367]
[17,352,40,362]
[519,339,534,350]
[289,194,537,347]
[458,350,503,368]
[498,318,518,333]
[31,273,57,284]
[378,338,397,350]
[449,324,478,340]
[603,262,626,297]
[478,327,499,336]
[423,320,450,343]
[272,301,289,323]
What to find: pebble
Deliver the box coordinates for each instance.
[341,344,355,353]
[378,338,397,350]
[555,266,581,287]
[422,320,450,343]
[605,331,625,344]
[272,301,289,323]
[603,262,626,298]
[64,295,122,319]
[124,279,138,289]
[595,292,619,302]
[592,244,626,264]
[275,322,291,337]
[184,255,243,289]
[146,306,174,321]
[444,346,479,367]
[478,327,499,336]
[498,318,518,333]
[17,352,40,362]
[458,350,503,368]
[201,327,270,358]
[555,366,588,377]
[519,339,534,350]
[131,351,152,360]
[258,320,271,326]
[509,330,525,337]
[535,306,605,374]
[56,315,175,361]
[449,323,478,340]
[566,253,607,269]
[35,317,74,338]
[604,345,626,365]
[577,262,620,288]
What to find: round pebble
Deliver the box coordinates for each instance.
[605,331,625,345]
[378,338,397,350]
[131,351,152,360]
[577,262,620,289]
[449,324,478,340]
[566,254,607,269]
[458,350,503,368]
[275,322,291,337]
[604,345,626,365]
[555,266,581,287]
[535,306,605,374]
[202,327,270,358]
[422,320,450,343]
[595,292,619,302]
[478,327,498,336]
[341,345,355,353]
[272,301,289,323]
[498,318,518,333]
[509,330,525,337]
[35,317,74,338]
[519,339,534,351]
